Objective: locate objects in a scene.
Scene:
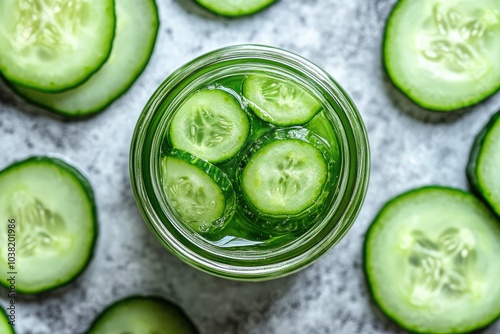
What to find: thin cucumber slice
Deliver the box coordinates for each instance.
[468,111,500,217]
[384,0,500,111]
[0,309,14,334]
[12,0,159,118]
[161,149,235,235]
[243,74,321,126]
[364,186,500,334]
[87,296,199,334]
[194,0,276,17]
[169,89,250,163]
[0,0,115,92]
[241,132,328,217]
[0,157,97,294]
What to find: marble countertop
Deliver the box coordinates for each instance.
[1,0,500,333]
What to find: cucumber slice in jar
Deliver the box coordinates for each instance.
[384,0,500,111]
[364,186,500,334]
[0,309,14,334]
[243,74,321,126]
[87,296,199,334]
[169,89,250,163]
[11,0,159,118]
[0,0,115,92]
[194,0,276,17]
[0,157,97,294]
[468,110,500,217]
[161,149,235,235]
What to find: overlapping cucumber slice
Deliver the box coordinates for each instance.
[468,110,500,216]
[384,0,500,111]
[365,186,500,334]
[0,157,97,294]
[87,296,199,334]
[0,309,14,334]
[11,0,159,117]
[0,0,115,92]
[194,0,277,17]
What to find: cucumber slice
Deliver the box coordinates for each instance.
[0,157,97,294]
[241,135,328,217]
[468,111,500,217]
[11,0,159,118]
[87,296,199,334]
[384,0,500,111]
[194,0,276,17]
[0,0,115,92]
[364,186,500,334]
[161,149,235,235]
[0,309,14,334]
[169,89,250,163]
[243,74,321,126]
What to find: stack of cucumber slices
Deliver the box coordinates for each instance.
[365,111,500,334]
[0,0,159,118]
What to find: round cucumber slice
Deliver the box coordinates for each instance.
[468,110,500,217]
[194,0,276,17]
[384,0,500,111]
[87,296,199,334]
[0,0,115,92]
[0,157,97,294]
[365,186,500,334]
[169,89,250,163]
[0,309,14,334]
[243,74,321,126]
[161,150,235,235]
[11,0,159,118]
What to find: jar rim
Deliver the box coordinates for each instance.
[130,44,370,281]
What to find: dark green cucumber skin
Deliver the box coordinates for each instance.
[0,308,15,334]
[467,111,500,217]
[193,0,277,18]
[86,296,200,334]
[0,156,98,295]
[4,0,159,119]
[363,186,500,334]
[1,1,116,94]
[382,0,500,113]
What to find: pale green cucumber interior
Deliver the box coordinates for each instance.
[477,116,500,215]
[195,0,275,16]
[0,160,95,293]
[366,187,500,333]
[13,0,159,116]
[385,0,500,110]
[0,310,13,334]
[0,0,115,91]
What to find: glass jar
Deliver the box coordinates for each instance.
[130,45,370,281]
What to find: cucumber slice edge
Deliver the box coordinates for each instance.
[194,0,277,18]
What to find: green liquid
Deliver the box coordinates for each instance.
[161,74,341,250]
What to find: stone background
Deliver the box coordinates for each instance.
[1,0,500,333]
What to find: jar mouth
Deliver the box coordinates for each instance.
[130,45,370,281]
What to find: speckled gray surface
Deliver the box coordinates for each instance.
[1,0,500,333]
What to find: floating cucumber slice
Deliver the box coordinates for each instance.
[243,74,321,126]
[169,89,250,163]
[364,186,500,334]
[0,309,14,334]
[87,296,199,334]
[194,0,276,17]
[468,111,500,216]
[0,157,97,294]
[384,0,500,111]
[161,149,235,235]
[0,0,115,92]
[12,0,159,118]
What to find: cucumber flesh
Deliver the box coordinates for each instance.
[384,0,500,111]
[194,0,276,17]
[468,111,500,216]
[241,138,328,217]
[365,187,500,334]
[243,74,321,126]
[0,157,97,294]
[12,0,159,118]
[169,89,250,163]
[0,0,115,92]
[0,309,14,334]
[87,296,199,334]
